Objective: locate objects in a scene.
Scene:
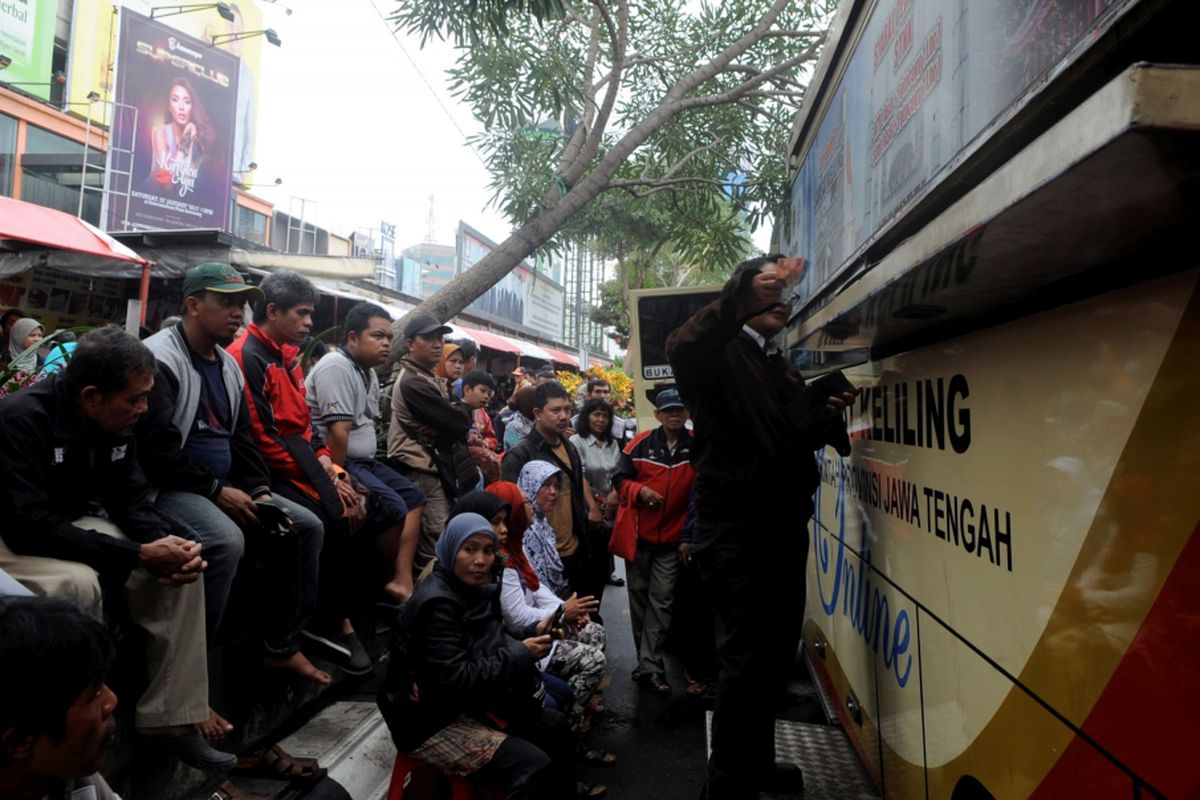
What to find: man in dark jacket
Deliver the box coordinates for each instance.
[138,263,329,686]
[0,327,234,771]
[667,255,856,799]
[501,382,605,606]
[387,313,473,572]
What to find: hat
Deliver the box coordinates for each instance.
[655,388,685,411]
[404,312,453,340]
[183,263,264,301]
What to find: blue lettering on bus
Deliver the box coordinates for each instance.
[813,451,914,689]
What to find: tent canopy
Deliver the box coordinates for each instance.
[0,196,150,278]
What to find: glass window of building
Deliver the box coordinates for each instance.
[233,204,269,245]
[21,125,103,224]
[0,114,15,197]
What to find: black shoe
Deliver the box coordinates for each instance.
[760,761,804,794]
[337,631,373,676]
[144,730,237,772]
[606,573,625,587]
[301,627,351,662]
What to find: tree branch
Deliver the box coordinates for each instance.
[561,0,627,185]
[675,39,823,112]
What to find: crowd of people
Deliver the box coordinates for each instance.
[0,254,855,800]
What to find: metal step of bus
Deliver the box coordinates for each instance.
[802,645,842,728]
[705,712,879,799]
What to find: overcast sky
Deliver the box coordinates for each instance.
[247,0,510,250]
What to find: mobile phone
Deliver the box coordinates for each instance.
[550,605,567,639]
[254,496,293,535]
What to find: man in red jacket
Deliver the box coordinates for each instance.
[611,388,696,695]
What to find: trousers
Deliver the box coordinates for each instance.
[627,545,680,677]
[474,708,574,800]
[0,516,209,728]
[694,523,809,800]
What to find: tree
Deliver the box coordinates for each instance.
[387,0,831,361]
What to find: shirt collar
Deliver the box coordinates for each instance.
[742,324,781,356]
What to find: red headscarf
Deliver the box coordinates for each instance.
[486,481,539,591]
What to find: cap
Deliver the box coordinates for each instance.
[404,312,453,340]
[655,388,685,411]
[183,262,263,301]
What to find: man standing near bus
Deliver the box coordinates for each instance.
[667,255,856,799]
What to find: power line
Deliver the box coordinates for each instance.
[362,0,490,169]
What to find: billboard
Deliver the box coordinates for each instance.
[67,0,264,178]
[400,255,423,297]
[0,0,54,99]
[110,9,238,231]
[379,220,396,287]
[457,221,565,341]
[781,0,1128,307]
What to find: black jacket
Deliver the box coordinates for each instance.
[666,267,845,541]
[0,376,172,580]
[500,428,590,546]
[379,566,539,751]
[135,363,273,501]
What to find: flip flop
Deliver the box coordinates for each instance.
[583,749,618,766]
[577,780,608,798]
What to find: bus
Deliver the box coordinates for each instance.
[626,285,719,432]
[778,0,1200,798]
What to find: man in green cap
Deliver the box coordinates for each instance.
[138,263,332,695]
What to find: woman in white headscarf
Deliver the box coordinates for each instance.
[7,318,44,374]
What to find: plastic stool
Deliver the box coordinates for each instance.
[386,752,503,799]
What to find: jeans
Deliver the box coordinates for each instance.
[346,457,427,534]
[694,523,809,800]
[474,708,574,800]
[157,489,322,656]
[157,490,245,639]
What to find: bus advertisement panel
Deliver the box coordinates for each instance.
[781,0,1130,309]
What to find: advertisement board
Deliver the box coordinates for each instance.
[67,0,264,178]
[400,255,423,298]
[781,0,1128,308]
[110,9,238,231]
[457,221,565,341]
[0,0,54,99]
[379,221,396,287]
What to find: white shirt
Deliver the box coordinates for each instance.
[742,324,781,356]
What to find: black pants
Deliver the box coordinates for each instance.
[272,483,362,625]
[694,523,809,800]
[474,708,574,799]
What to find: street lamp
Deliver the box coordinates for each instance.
[240,177,282,189]
[151,3,235,21]
[212,29,282,47]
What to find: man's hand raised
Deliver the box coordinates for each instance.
[747,270,786,314]
[138,536,206,586]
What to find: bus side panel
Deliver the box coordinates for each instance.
[919,617,1133,799]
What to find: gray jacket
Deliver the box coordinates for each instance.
[143,324,245,446]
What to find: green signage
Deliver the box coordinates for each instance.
[0,0,56,100]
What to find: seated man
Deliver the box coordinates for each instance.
[387,313,473,573]
[0,596,120,800]
[305,301,426,603]
[139,263,329,686]
[229,271,379,675]
[0,327,233,771]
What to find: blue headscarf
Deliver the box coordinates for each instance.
[434,512,497,568]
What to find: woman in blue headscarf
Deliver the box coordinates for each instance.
[378,513,577,799]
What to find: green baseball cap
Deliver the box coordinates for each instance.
[183,262,264,301]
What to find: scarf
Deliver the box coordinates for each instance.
[433,511,497,568]
[486,481,539,591]
[516,460,568,595]
[435,342,462,379]
[8,318,43,372]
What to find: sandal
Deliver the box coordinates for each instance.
[685,679,709,697]
[204,780,273,800]
[636,672,672,696]
[583,749,617,767]
[584,699,607,715]
[577,780,608,798]
[234,744,325,784]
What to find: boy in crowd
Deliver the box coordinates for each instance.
[306,301,427,604]
[462,370,500,484]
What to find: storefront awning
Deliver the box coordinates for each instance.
[542,346,580,368]
[454,325,521,355]
[0,196,150,278]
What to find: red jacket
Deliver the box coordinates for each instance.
[610,426,696,560]
[227,323,330,500]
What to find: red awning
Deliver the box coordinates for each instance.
[458,324,522,355]
[543,346,580,368]
[0,196,149,265]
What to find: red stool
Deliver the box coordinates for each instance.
[386,752,503,799]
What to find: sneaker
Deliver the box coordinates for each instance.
[144,730,237,772]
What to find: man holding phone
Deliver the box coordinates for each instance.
[139,263,330,687]
[667,255,857,800]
